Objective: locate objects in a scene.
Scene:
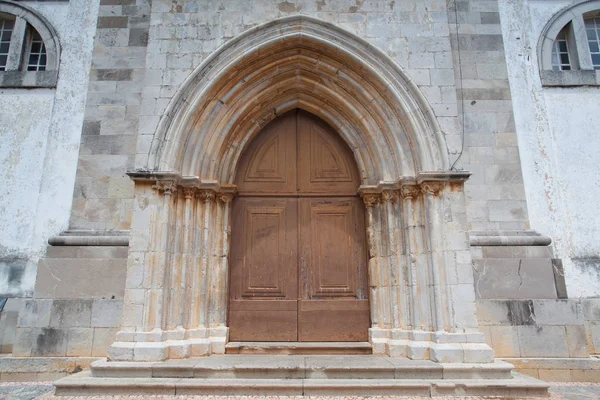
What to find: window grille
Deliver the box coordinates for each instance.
[0,18,14,71]
[552,29,571,71]
[26,29,46,71]
[586,16,600,69]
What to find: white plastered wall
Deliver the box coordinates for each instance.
[0,0,99,296]
[498,0,600,297]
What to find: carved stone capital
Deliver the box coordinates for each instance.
[381,190,398,203]
[400,185,421,199]
[218,193,234,204]
[362,193,381,208]
[421,181,445,196]
[152,180,178,195]
[199,190,216,203]
[182,187,196,199]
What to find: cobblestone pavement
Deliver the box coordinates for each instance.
[0,382,597,400]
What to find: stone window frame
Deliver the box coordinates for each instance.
[538,0,600,86]
[0,0,60,88]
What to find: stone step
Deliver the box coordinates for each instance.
[54,370,549,397]
[89,355,514,380]
[225,341,373,355]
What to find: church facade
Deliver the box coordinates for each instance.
[0,0,599,384]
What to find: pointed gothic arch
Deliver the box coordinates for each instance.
[140,15,449,185]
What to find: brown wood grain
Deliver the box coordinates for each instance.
[229,110,370,342]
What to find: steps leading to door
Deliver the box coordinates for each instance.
[225,341,373,355]
[53,355,550,397]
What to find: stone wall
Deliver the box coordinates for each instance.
[0,0,99,297]
[448,0,529,232]
[12,245,126,358]
[60,0,532,237]
[69,0,151,231]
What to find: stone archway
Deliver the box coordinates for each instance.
[109,16,494,363]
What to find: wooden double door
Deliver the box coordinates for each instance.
[229,110,370,342]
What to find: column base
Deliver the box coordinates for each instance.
[108,327,229,361]
[369,328,494,363]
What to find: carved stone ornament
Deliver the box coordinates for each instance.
[420,181,445,196]
[400,185,421,199]
[182,187,196,199]
[362,193,381,207]
[152,180,178,195]
[381,190,398,203]
[218,193,234,204]
[199,190,216,203]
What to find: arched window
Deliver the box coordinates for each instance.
[0,2,60,87]
[537,1,600,85]
[584,13,600,69]
[551,27,572,71]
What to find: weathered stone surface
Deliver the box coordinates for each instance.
[472,258,557,299]
[35,258,126,300]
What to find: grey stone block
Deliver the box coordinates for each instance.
[518,326,569,358]
[67,328,94,356]
[92,69,133,81]
[458,34,504,51]
[473,258,557,299]
[97,16,129,29]
[128,28,149,46]
[29,328,68,357]
[476,299,537,327]
[92,327,118,357]
[34,258,126,300]
[489,325,520,357]
[91,300,123,327]
[533,300,584,326]
[82,120,101,136]
[49,300,92,328]
[12,328,35,356]
[17,299,52,328]
[480,12,500,24]
[566,325,589,358]
[582,299,600,321]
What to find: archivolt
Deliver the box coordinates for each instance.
[146,15,449,185]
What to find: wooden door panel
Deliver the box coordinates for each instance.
[298,300,370,341]
[299,197,368,299]
[297,110,360,195]
[229,198,298,342]
[229,300,297,341]
[235,112,297,195]
[230,197,297,299]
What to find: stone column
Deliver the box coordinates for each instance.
[108,173,236,361]
[361,172,495,363]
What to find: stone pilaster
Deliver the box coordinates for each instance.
[109,173,236,361]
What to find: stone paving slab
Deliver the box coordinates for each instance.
[0,381,598,399]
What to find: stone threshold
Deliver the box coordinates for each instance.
[53,355,549,396]
[225,341,372,354]
[55,372,548,397]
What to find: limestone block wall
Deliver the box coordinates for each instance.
[0,0,99,297]
[448,0,530,232]
[12,245,126,357]
[478,299,589,359]
[0,299,21,353]
[60,0,533,238]
[69,0,151,231]
[498,0,600,298]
